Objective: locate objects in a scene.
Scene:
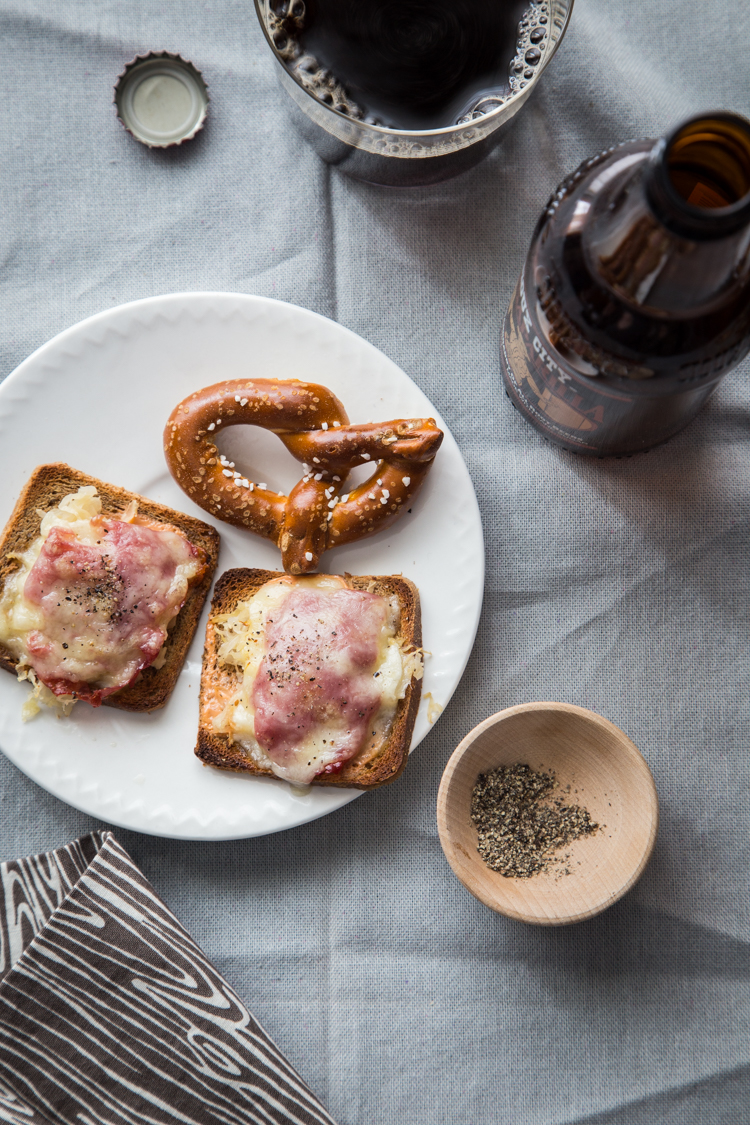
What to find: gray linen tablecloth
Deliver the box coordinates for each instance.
[0,2,748,1122]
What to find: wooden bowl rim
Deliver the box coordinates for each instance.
[436,702,659,925]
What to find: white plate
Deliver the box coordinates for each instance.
[0,294,484,839]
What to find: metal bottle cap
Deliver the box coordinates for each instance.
[114,52,209,148]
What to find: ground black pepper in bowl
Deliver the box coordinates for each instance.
[470,763,599,878]
[438,704,659,923]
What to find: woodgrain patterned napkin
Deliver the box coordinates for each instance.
[0,832,336,1125]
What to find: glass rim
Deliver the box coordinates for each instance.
[253,0,575,140]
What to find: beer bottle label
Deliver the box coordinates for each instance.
[500,274,717,455]
[501,275,638,454]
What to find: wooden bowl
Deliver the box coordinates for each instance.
[436,703,659,925]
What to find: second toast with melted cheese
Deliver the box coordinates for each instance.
[197,569,423,788]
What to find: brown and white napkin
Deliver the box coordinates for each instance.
[0,831,337,1125]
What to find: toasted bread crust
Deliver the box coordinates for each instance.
[0,463,220,712]
[197,568,422,789]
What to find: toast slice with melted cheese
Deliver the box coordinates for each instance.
[197,568,423,789]
[0,463,220,713]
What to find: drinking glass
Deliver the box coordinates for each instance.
[254,0,574,186]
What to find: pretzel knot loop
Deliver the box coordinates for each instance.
[164,378,443,574]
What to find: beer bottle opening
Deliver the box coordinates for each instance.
[667,116,750,210]
[646,112,750,239]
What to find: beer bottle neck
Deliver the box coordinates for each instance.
[582,115,750,311]
[644,112,750,241]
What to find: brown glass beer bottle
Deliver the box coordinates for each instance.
[501,112,750,455]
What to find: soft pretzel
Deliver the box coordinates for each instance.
[164,378,443,574]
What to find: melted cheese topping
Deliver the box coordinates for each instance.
[0,486,204,716]
[211,575,422,785]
